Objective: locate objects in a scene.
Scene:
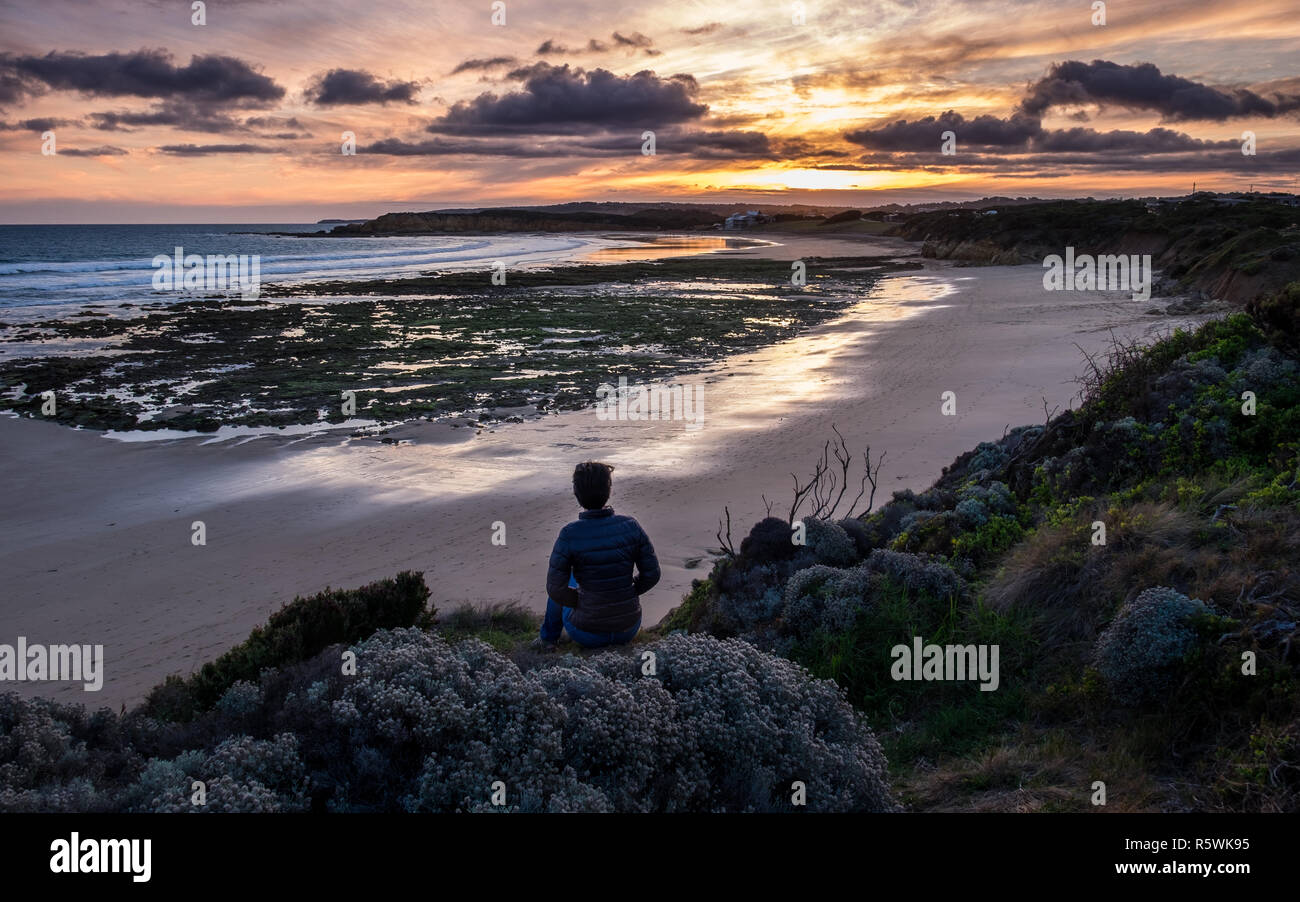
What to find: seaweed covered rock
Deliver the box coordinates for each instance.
[1092,587,1213,706]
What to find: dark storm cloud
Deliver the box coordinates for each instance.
[0,117,76,131]
[363,127,770,160]
[57,145,128,156]
[847,144,1300,176]
[304,69,420,106]
[362,136,559,157]
[0,70,40,106]
[89,101,243,133]
[244,116,305,129]
[2,49,283,104]
[450,57,519,75]
[845,110,1243,157]
[427,63,707,134]
[1020,60,1300,122]
[1030,126,1238,153]
[156,143,275,155]
[845,111,1043,151]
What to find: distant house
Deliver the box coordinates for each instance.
[724,210,768,229]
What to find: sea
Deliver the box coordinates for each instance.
[0,224,621,312]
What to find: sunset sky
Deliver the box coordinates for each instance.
[1,0,1297,222]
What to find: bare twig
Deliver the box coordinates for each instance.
[716,505,737,558]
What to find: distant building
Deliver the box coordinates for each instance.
[724,210,768,229]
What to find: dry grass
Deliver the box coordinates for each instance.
[986,497,1300,655]
[898,724,1177,812]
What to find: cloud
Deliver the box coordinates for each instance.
[844,110,1244,159]
[1020,60,1300,122]
[362,136,561,157]
[428,63,706,134]
[450,57,518,75]
[845,111,1043,151]
[89,101,243,133]
[0,117,76,131]
[304,69,420,106]
[1030,126,1237,154]
[363,127,770,160]
[156,143,275,155]
[244,116,305,129]
[2,49,283,105]
[682,23,723,35]
[0,70,39,106]
[57,145,129,157]
[536,33,657,56]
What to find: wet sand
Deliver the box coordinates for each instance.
[0,233,1212,709]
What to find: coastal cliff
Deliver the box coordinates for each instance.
[896,197,1300,306]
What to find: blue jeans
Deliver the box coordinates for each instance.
[540,575,641,647]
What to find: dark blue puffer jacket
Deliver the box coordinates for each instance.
[546,507,660,633]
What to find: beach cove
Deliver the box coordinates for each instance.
[0,234,1212,709]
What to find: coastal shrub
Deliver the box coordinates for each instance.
[141,570,434,721]
[781,565,878,640]
[951,514,1024,566]
[775,550,965,645]
[836,516,873,556]
[738,516,797,564]
[0,695,143,812]
[1247,280,1300,356]
[704,516,865,636]
[302,629,895,812]
[965,440,1011,476]
[959,480,1017,516]
[1091,587,1213,707]
[801,517,858,566]
[954,497,989,529]
[864,549,966,602]
[135,733,310,813]
[1,629,899,813]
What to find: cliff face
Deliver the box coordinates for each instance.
[330,207,721,235]
[895,198,1300,307]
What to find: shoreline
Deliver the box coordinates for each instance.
[0,238,1216,710]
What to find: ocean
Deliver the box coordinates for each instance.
[0,224,616,311]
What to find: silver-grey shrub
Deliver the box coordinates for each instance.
[800,517,858,566]
[1092,587,1213,706]
[364,629,896,812]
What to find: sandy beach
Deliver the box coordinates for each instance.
[0,234,1213,709]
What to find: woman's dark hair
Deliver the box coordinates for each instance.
[573,460,614,510]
